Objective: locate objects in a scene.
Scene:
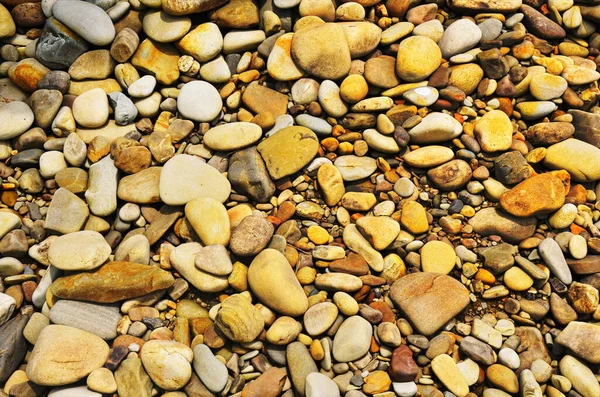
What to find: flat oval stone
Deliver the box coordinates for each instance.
[177,81,222,122]
[203,122,262,151]
[48,300,121,340]
[159,154,231,205]
[303,302,338,336]
[143,10,191,43]
[544,139,600,182]
[408,112,462,144]
[332,316,372,362]
[192,344,228,393]
[0,101,34,140]
[334,155,377,181]
[404,146,454,168]
[140,340,193,391]
[48,231,111,271]
[427,159,472,191]
[52,1,115,46]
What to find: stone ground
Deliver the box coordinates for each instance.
[1,0,600,396]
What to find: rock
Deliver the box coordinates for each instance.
[49,300,120,340]
[85,156,118,216]
[390,272,470,336]
[0,315,28,383]
[118,167,161,204]
[48,231,111,271]
[569,109,600,148]
[525,122,574,146]
[132,39,180,85]
[87,367,117,394]
[248,249,308,316]
[539,238,572,285]
[521,4,566,39]
[474,110,512,152]
[304,302,338,336]
[26,325,109,386]
[177,22,223,62]
[306,372,340,397]
[242,82,288,117]
[177,81,222,122]
[45,188,90,234]
[0,293,15,326]
[193,344,228,393]
[0,211,21,240]
[500,173,565,217]
[0,101,34,140]
[229,215,274,256]
[287,342,317,395]
[115,355,152,397]
[159,154,230,205]
[427,159,472,191]
[556,322,600,364]
[396,36,441,82]
[431,354,469,397]
[203,122,262,151]
[438,18,482,59]
[404,146,454,168]
[194,244,232,276]
[241,367,287,397]
[258,126,319,180]
[332,315,372,362]
[334,155,377,181]
[468,207,536,244]
[401,200,429,234]
[170,243,229,293]
[185,197,230,246]
[267,33,304,81]
[408,112,462,144]
[339,21,381,58]
[317,163,345,206]
[52,0,116,46]
[544,139,600,182]
[50,261,174,303]
[421,241,456,274]
[449,0,522,13]
[390,345,419,382]
[355,216,399,251]
[559,355,600,397]
[215,294,264,342]
[140,340,193,390]
[291,23,351,80]
[8,59,50,93]
[0,4,16,38]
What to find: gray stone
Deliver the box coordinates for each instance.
[287,341,318,395]
[539,238,572,285]
[52,0,116,46]
[36,18,89,69]
[228,146,275,203]
[0,314,29,383]
[108,92,138,126]
[45,188,90,234]
[192,344,228,393]
[468,207,536,244]
[49,300,121,340]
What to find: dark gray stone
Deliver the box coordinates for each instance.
[0,314,29,383]
[228,146,276,203]
[36,18,89,70]
[10,149,44,169]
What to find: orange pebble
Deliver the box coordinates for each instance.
[475,268,496,285]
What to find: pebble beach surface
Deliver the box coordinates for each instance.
[1,0,600,396]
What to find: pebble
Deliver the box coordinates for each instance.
[408,112,463,144]
[332,315,372,362]
[396,36,441,82]
[192,344,228,392]
[48,300,121,340]
[539,238,572,285]
[177,81,222,122]
[438,18,482,59]
[140,340,193,390]
[48,231,111,271]
[306,372,341,397]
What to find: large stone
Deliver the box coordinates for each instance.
[396,36,441,82]
[499,173,565,217]
[228,146,275,203]
[118,167,161,204]
[544,139,600,182]
[132,39,180,85]
[332,315,372,362]
[0,314,28,383]
[569,109,600,148]
[559,355,600,397]
[177,80,222,122]
[242,82,288,117]
[50,261,175,303]
[48,300,121,340]
[539,238,572,285]
[408,112,462,144]
[556,322,600,364]
[185,197,230,246]
[140,340,193,390]
[26,325,110,386]
[287,342,318,395]
[468,207,536,244]
[438,18,482,59]
[204,122,262,151]
[0,4,16,38]
[48,231,111,271]
[45,188,90,235]
[0,101,34,140]
[159,154,231,205]
[257,126,319,180]
[52,0,115,46]
[115,355,152,397]
[521,4,566,40]
[170,243,229,293]
[193,344,228,393]
[248,249,308,316]
[291,23,351,80]
[390,272,470,336]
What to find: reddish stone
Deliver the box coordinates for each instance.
[330,252,369,276]
[241,367,287,397]
[21,280,37,302]
[113,335,146,350]
[361,275,387,286]
[370,301,396,323]
[389,345,419,382]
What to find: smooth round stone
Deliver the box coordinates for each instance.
[317,163,345,206]
[140,340,193,391]
[303,302,338,336]
[393,382,418,397]
[177,22,223,62]
[363,128,400,153]
[267,33,303,81]
[421,241,456,274]
[413,19,443,42]
[408,112,463,144]
[438,18,482,59]
[185,197,229,247]
[223,30,265,53]
[478,17,503,41]
[381,21,414,45]
[26,325,110,386]
[159,154,231,205]
[339,21,382,58]
[87,368,117,394]
[332,315,372,362]
[274,0,301,8]
[396,36,441,82]
[515,101,557,120]
[52,0,115,46]
[0,257,23,277]
[170,243,228,293]
[393,177,415,197]
[203,122,262,151]
[48,231,111,271]
[404,146,454,168]
[291,78,319,104]
[229,215,274,256]
[143,10,191,43]
[248,249,308,316]
[336,2,365,20]
[127,75,156,98]
[296,114,333,135]
[334,155,377,181]
[114,235,150,265]
[318,80,348,118]
[569,234,587,260]
[474,109,513,153]
[0,101,34,140]
[119,203,140,222]
[544,139,600,182]
[504,267,534,291]
[72,88,109,128]
[306,373,340,397]
[559,355,600,397]
[199,56,231,83]
[39,151,67,179]
[529,73,568,100]
[498,348,520,370]
[177,81,222,122]
[192,344,228,393]
[403,86,439,107]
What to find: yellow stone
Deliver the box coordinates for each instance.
[503,267,533,291]
[421,241,456,274]
[400,201,429,234]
